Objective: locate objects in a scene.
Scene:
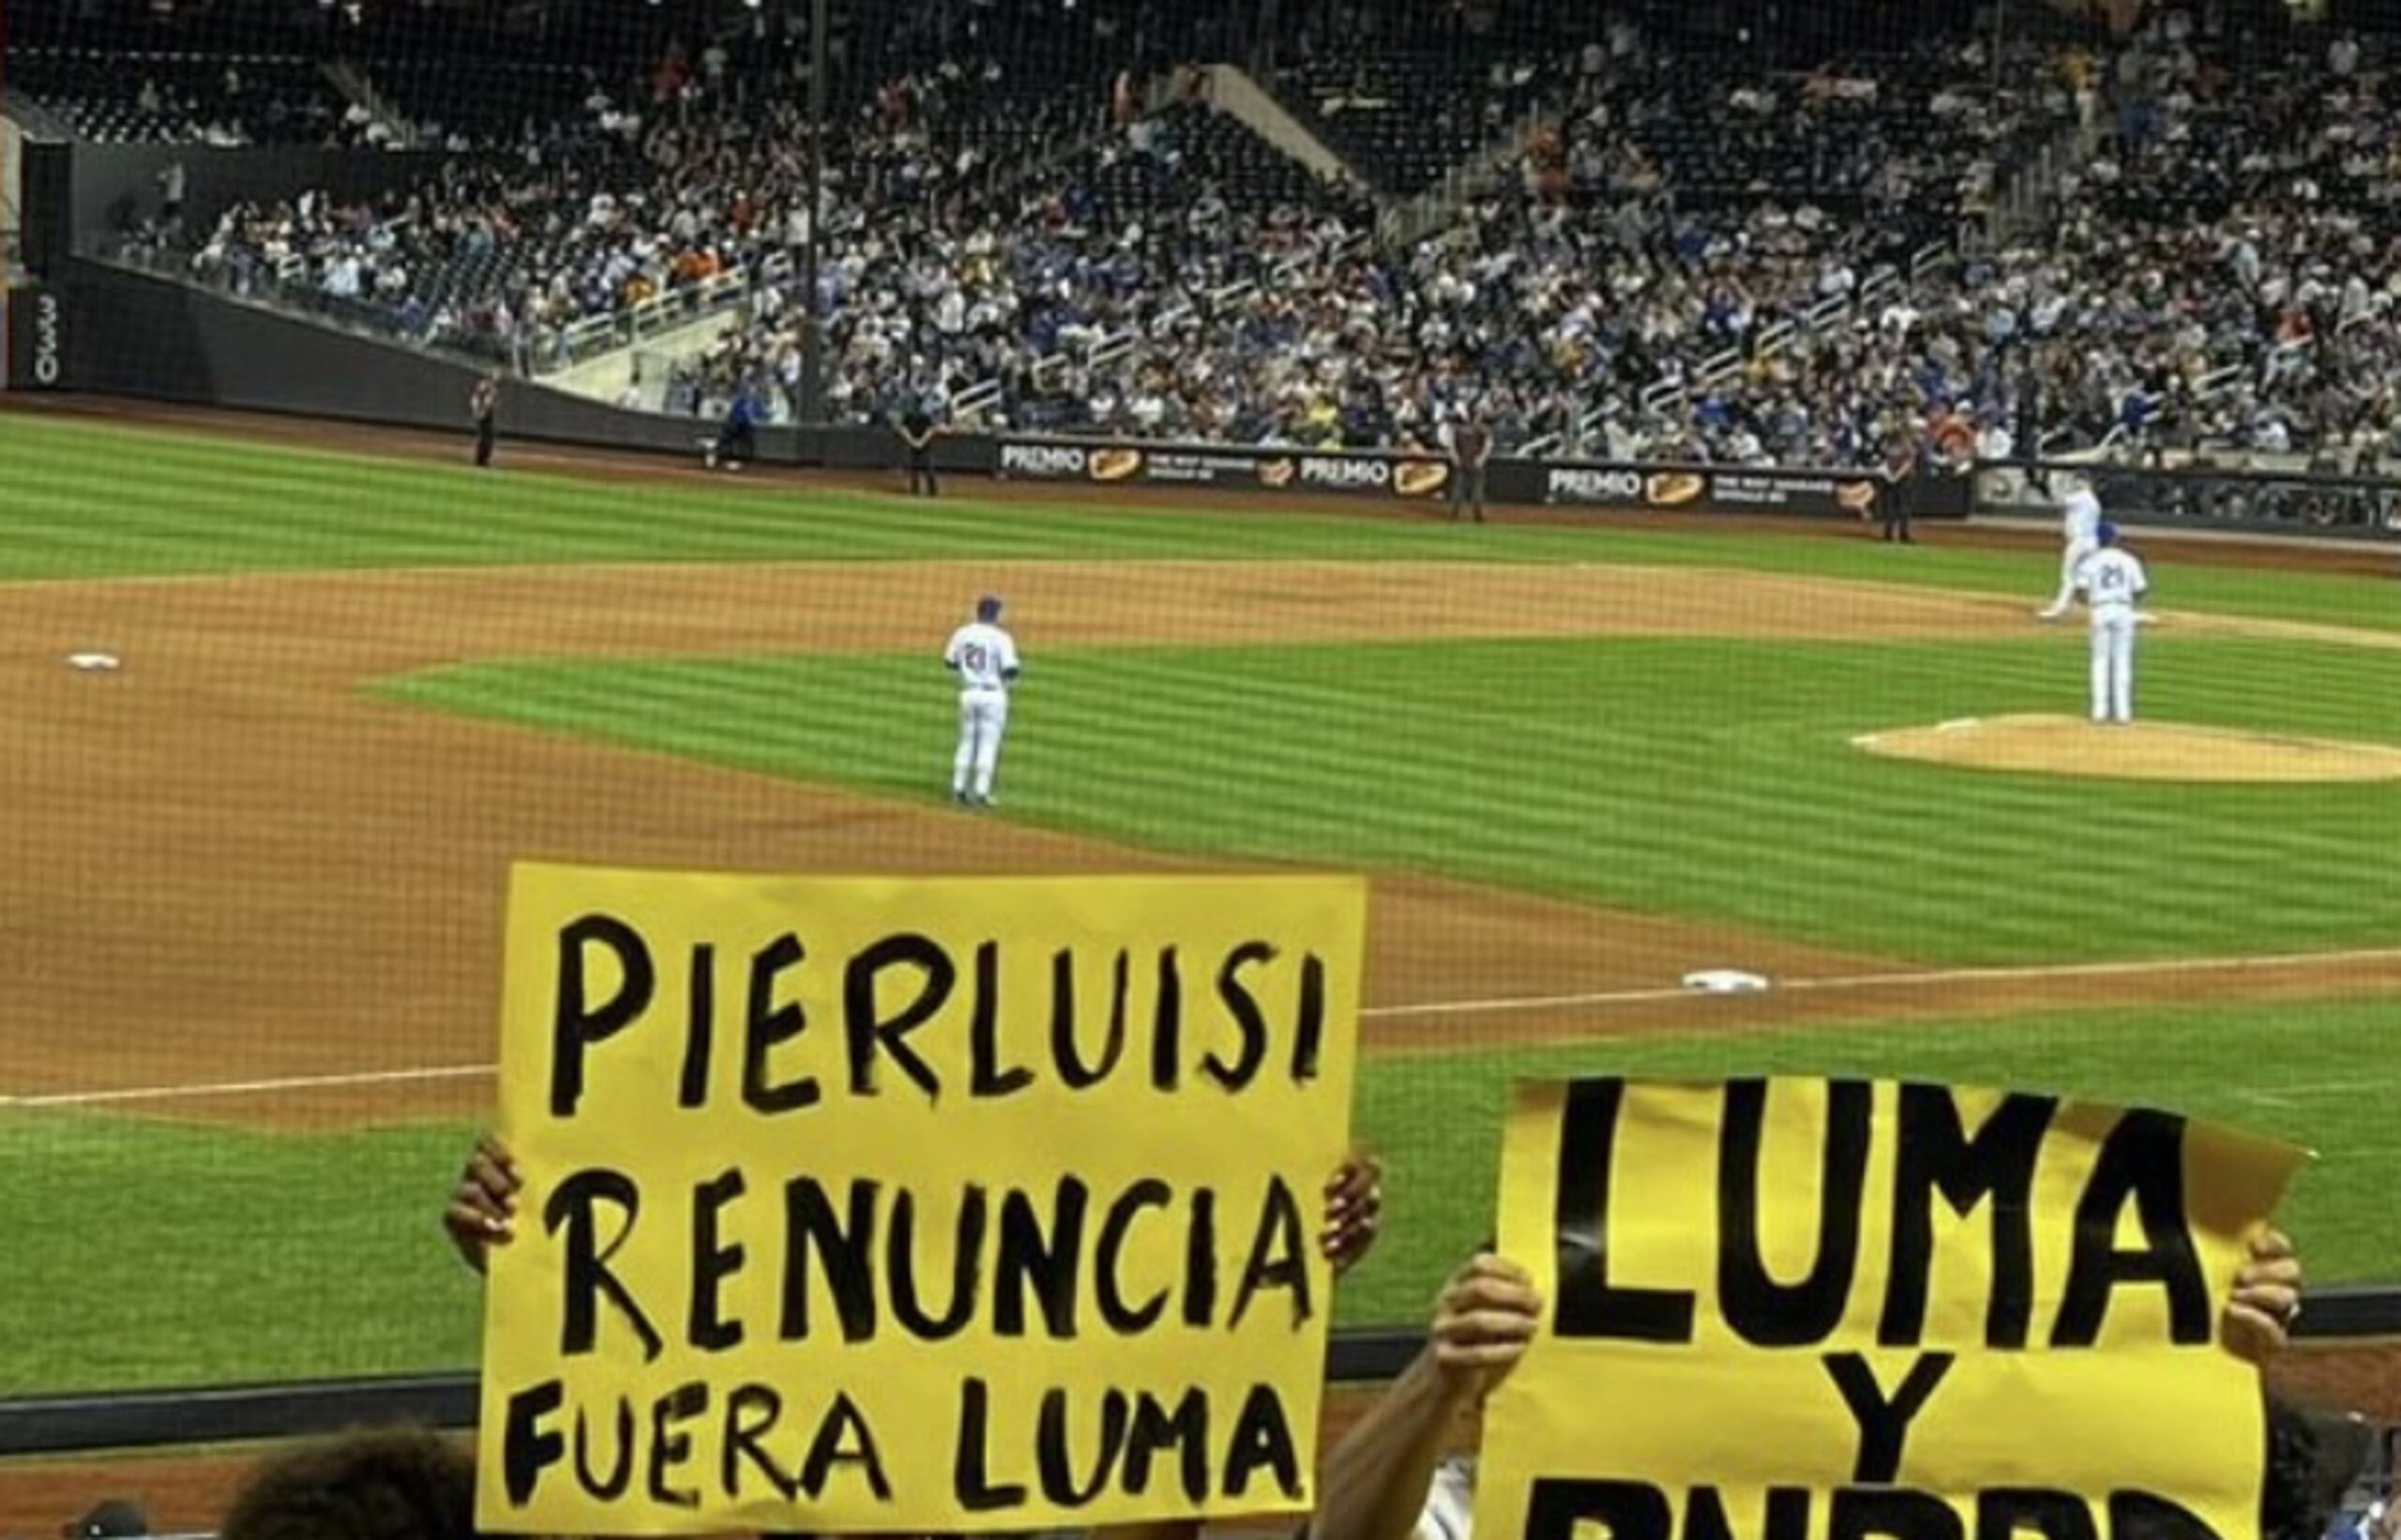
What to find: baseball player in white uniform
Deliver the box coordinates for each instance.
[2039,476,2104,620]
[944,595,1020,807]
[2077,521,2149,725]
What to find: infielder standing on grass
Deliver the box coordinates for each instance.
[2040,474,2104,618]
[2079,521,2149,725]
[944,595,1019,807]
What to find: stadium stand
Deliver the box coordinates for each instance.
[8,49,370,146]
[53,0,2401,468]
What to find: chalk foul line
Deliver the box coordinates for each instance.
[7,944,2401,1109]
[1358,944,2401,1020]
[0,1062,497,1110]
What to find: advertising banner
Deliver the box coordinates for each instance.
[995,439,1452,500]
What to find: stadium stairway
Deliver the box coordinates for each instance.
[1186,65,1368,198]
[550,308,747,415]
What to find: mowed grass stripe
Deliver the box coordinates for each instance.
[1034,641,2380,945]
[386,633,2401,963]
[16,415,2401,639]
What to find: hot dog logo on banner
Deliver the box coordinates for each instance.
[1479,1079,2303,1540]
[476,866,1364,1536]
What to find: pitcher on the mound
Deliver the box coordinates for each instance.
[2078,522,2149,725]
[944,595,1020,807]
[2040,475,2104,619]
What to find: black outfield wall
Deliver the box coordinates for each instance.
[38,258,801,460]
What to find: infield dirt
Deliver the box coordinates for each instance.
[8,398,2401,1137]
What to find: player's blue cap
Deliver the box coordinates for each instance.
[2097,521,2120,546]
[976,594,1004,621]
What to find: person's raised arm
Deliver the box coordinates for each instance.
[1306,1254,1540,1540]
[441,1132,521,1276]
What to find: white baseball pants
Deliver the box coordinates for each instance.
[2048,536,2099,612]
[2090,609,2137,723]
[954,687,1009,799]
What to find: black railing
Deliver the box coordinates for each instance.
[6,1294,2397,1455]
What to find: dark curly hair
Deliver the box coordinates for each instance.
[220,1428,482,1540]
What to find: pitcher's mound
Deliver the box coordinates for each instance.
[1853,714,2401,783]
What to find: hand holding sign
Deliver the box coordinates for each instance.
[1430,1255,1543,1397]
[444,1134,523,1276]
[2224,1229,2304,1366]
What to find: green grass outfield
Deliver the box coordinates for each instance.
[2,414,2397,1396]
[3,995,2391,1396]
[389,633,2401,964]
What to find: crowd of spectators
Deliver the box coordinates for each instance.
[79,0,2401,469]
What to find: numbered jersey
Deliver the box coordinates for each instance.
[2077,549,2148,611]
[944,622,1019,690]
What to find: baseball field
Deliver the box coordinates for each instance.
[4,401,2399,1400]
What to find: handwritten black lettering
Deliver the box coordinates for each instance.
[689,1170,747,1351]
[744,933,817,1113]
[551,914,654,1117]
[1220,1383,1303,1501]
[678,942,714,1109]
[645,1381,706,1509]
[1823,1352,1956,1484]
[1205,943,1274,1091]
[1976,1490,2097,1540]
[1096,1180,1172,1332]
[1831,1488,1964,1540]
[574,1397,634,1500]
[890,1185,986,1339]
[844,934,949,1098]
[954,1377,1028,1512]
[799,1391,892,1501]
[781,1177,879,1343]
[1881,1088,2053,1349]
[970,942,1034,1097]
[1230,1174,1311,1330]
[545,1169,664,1361]
[1051,948,1126,1088]
[1552,1080,1697,1343]
[722,1385,797,1501]
[500,1380,566,1506]
[1719,1079,1871,1348]
[996,1180,1088,1338]
[2052,1111,2210,1347]
[1123,1386,1210,1503]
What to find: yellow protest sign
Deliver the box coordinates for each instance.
[474,864,1364,1536]
[1480,1079,2304,1540]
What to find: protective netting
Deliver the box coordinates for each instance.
[1,4,2396,1479]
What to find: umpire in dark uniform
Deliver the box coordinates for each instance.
[469,370,500,469]
[899,403,941,497]
[1448,411,1492,523]
[1876,435,1919,544]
